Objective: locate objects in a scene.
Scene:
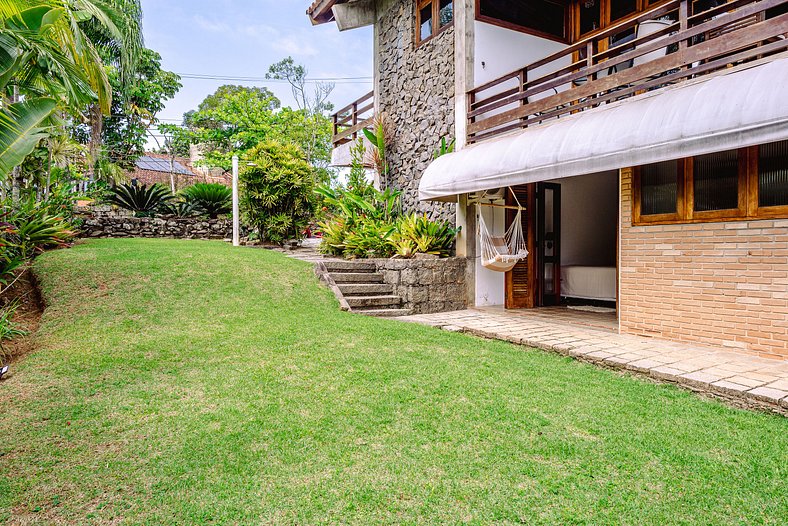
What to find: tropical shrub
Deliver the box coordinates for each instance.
[182,183,231,219]
[240,141,316,245]
[392,213,460,258]
[163,200,199,218]
[106,183,173,217]
[0,301,27,362]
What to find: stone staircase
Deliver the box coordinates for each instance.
[321,261,411,317]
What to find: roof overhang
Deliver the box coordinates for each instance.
[307,0,375,30]
[420,57,788,202]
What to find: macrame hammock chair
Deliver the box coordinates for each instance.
[478,188,529,273]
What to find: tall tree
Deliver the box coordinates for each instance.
[266,57,334,170]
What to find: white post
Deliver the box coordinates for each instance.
[232,155,240,247]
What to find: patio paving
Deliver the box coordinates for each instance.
[395,307,788,415]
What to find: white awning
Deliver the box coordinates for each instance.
[420,57,788,202]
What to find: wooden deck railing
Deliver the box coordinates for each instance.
[468,0,788,144]
[331,91,374,146]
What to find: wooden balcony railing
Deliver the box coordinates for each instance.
[331,91,374,146]
[468,0,788,144]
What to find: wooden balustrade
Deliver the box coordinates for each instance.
[468,0,788,144]
[331,91,374,146]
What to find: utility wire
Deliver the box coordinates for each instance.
[175,72,372,83]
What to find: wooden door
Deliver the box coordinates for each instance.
[505,184,537,309]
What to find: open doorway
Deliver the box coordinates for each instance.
[504,172,618,311]
[546,171,619,310]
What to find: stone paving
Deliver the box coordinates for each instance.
[396,307,788,414]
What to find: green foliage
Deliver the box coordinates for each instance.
[391,213,460,258]
[315,142,459,259]
[240,141,316,244]
[433,136,456,159]
[0,98,58,178]
[1,194,76,262]
[106,183,173,217]
[162,199,199,218]
[100,49,181,170]
[166,58,335,180]
[0,300,26,360]
[181,183,231,219]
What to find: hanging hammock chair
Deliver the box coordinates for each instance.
[478,189,529,273]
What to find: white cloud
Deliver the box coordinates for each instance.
[192,15,230,33]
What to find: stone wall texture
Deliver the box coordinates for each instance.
[619,168,788,360]
[377,0,456,223]
[78,206,233,239]
[373,257,467,314]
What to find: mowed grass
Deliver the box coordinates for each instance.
[0,239,786,525]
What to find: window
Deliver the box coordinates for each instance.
[640,160,679,216]
[692,150,740,212]
[573,0,651,41]
[633,141,788,224]
[477,0,569,43]
[758,140,788,209]
[416,0,453,45]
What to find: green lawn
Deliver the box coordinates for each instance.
[1,239,786,524]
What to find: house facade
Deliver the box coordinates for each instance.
[309,0,788,360]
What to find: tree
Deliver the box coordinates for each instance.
[172,85,281,170]
[240,141,316,244]
[79,0,144,173]
[266,57,335,173]
[100,49,181,170]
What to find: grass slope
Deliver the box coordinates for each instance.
[0,238,786,524]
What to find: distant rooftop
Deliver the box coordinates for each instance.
[135,155,194,176]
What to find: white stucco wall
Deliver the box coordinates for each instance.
[548,171,619,267]
[475,202,506,306]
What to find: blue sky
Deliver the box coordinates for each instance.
[141,0,373,138]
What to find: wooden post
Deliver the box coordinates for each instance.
[232,156,239,247]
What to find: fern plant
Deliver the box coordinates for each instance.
[106,183,173,217]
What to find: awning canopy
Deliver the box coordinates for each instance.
[420,57,788,202]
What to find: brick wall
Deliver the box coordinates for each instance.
[619,167,788,360]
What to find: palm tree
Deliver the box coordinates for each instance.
[0,0,142,192]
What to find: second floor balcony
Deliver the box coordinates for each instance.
[469,0,788,144]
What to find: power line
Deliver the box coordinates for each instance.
[175,72,372,84]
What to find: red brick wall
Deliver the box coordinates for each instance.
[619,167,788,360]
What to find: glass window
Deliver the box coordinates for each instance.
[579,0,602,35]
[640,160,678,215]
[759,140,788,208]
[610,0,638,22]
[419,3,433,41]
[693,150,739,212]
[478,0,567,41]
[439,0,453,27]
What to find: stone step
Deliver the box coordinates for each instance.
[323,260,377,272]
[338,283,393,296]
[356,308,413,317]
[330,272,384,284]
[346,295,402,308]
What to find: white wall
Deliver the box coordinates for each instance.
[549,171,619,267]
[474,21,569,87]
[475,202,506,306]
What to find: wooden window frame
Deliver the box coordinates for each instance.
[632,159,685,224]
[633,144,788,226]
[416,0,453,47]
[475,0,572,44]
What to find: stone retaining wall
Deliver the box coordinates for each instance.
[373,257,467,314]
[77,206,233,239]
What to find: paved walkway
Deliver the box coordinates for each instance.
[396,307,788,414]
